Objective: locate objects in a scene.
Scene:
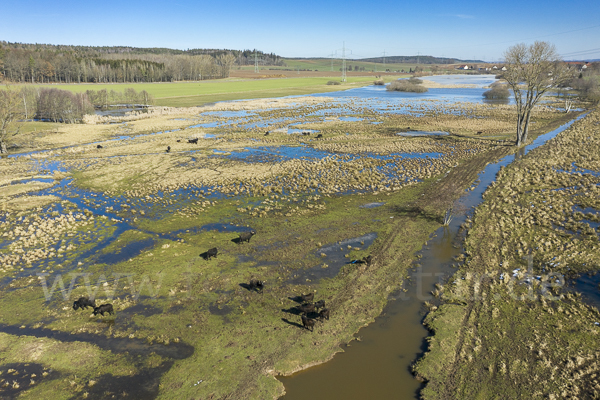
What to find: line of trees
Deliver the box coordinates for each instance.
[0,42,283,84]
[0,85,159,153]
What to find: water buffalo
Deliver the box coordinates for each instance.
[96,145,103,149]
[264,131,270,136]
[188,138,198,144]
[362,255,373,266]
[238,230,256,244]
[315,134,323,139]
[93,304,114,316]
[314,300,326,311]
[301,315,316,331]
[319,308,330,320]
[297,303,315,314]
[166,146,171,153]
[249,279,264,293]
[206,247,218,260]
[73,297,96,311]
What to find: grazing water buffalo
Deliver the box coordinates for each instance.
[96,144,103,149]
[166,146,171,153]
[238,230,256,244]
[206,247,218,260]
[188,138,199,144]
[301,131,311,136]
[314,300,326,311]
[315,134,323,139]
[93,304,114,316]
[73,297,96,310]
[301,315,316,331]
[249,279,264,293]
[264,131,270,136]
[319,308,330,320]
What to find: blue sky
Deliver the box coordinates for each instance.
[1,0,599,61]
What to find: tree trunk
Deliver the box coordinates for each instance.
[0,140,7,154]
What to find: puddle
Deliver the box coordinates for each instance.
[0,323,194,360]
[359,202,385,208]
[0,363,59,398]
[571,273,600,309]
[396,131,449,137]
[286,233,377,285]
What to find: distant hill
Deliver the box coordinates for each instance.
[358,55,484,64]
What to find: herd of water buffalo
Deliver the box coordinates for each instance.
[70,230,373,332]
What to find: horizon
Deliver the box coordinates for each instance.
[1,0,599,62]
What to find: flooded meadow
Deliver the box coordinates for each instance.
[0,82,590,399]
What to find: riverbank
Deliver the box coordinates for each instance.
[414,106,600,398]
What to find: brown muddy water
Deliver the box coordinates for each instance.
[279,114,587,399]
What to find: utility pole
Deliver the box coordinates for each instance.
[338,42,351,82]
[382,50,387,72]
[329,52,335,72]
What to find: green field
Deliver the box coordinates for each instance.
[278,59,418,72]
[25,76,393,107]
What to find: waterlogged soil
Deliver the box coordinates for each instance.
[0,91,583,399]
[414,107,600,399]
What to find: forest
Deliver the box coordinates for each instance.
[0,42,285,83]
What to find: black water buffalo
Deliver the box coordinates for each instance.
[238,230,256,244]
[93,304,114,316]
[301,131,311,136]
[206,247,218,260]
[319,308,330,320]
[188,138,199,144]
[96,144,103,149]
[166,146,171,153]
[301,315,316,331]
[249,279,264,293]
[315,134,323,139]
[300,292,314,303]
[297,303,315,314]
[314,300,326,311]
[362,255,373,266]
[264,131,270,136]
[73,297,96,310]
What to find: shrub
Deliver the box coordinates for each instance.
[483,82,510,99]
[387,80,428,93]
[36,88,94,123]
[327,80,341,85]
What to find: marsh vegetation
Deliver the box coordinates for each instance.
[0,80,593,399]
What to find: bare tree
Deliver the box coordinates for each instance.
[502,41,572,146]
[217,53,236,78]
[0,84,25,154]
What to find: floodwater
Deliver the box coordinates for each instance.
[279,113,587,399]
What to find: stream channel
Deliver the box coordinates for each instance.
[278,113,588,399]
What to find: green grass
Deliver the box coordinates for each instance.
[24,77,383,107]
